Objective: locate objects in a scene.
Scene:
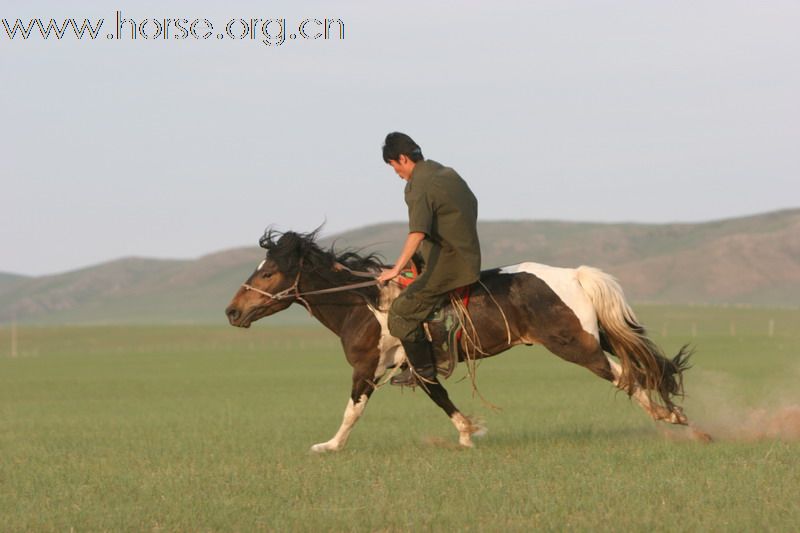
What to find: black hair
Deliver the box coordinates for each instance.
[382,132,424,163]
[258,228,386,305]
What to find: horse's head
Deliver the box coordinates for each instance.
[226,230,320,328]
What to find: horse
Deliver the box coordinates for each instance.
[225,229,697,452]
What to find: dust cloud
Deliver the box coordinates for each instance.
[665,368,800,442]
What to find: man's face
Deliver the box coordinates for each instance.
[387,155,415,181]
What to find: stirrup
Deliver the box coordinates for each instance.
[390,368,415,386]
[390,365,436,386]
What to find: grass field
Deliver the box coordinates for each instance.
[1,306,799,531]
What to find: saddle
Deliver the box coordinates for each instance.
[394,260,472,379]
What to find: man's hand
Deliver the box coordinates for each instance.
[377,232,424,285]
[377,267,402,284]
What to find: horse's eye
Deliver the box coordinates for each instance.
[261,271,273,279]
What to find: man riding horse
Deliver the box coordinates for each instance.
[377,132,482,386]
[225,134,700,451]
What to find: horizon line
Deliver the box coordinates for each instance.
[3,206,798,278]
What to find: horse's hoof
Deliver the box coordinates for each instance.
[668,406,688,425]
[671,413,688,425]
[310,442,337,453]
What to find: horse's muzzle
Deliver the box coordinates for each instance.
[226,305,247,327]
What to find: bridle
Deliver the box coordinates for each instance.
[240,261,381,314]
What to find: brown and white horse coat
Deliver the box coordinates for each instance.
[226,231,692,451]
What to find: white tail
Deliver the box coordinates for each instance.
[575,265,687,408]
[574,266,640,332]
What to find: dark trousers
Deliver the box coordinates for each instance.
[387,279,447,342]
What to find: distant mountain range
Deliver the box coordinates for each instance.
[2,208,799,324]
[0,272,28,287]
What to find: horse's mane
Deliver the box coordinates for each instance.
[259,228,386,304]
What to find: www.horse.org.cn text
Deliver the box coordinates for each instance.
[1,10,345,47]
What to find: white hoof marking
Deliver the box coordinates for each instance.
[310,442,338,453]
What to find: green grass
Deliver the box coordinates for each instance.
[1,306,799,531]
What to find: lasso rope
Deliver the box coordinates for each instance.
[364,277,514,407]
[445,280,511,411]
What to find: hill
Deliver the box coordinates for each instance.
[0,272,29,292]
[330,209,800,306]
[1,209,798,324]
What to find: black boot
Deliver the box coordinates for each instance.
[391,339,437,386]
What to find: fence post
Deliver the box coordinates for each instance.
[11,316,18,358]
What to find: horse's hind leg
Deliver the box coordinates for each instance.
[421,379,484,448]
[605,356,712,440]
[540,330,617,383]
[541,330,674,415]
[603,356,688,425]
[543,332,689,425]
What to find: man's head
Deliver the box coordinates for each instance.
[382,132,424,180]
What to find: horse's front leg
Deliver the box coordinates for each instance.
[310,367,376,453]
[422,379,486,448]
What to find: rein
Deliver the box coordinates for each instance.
[240,264,380,314]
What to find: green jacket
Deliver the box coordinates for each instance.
[404,159,481,293]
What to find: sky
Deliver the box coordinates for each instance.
[2,0,798,276]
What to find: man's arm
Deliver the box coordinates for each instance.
[376,232,425,283]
